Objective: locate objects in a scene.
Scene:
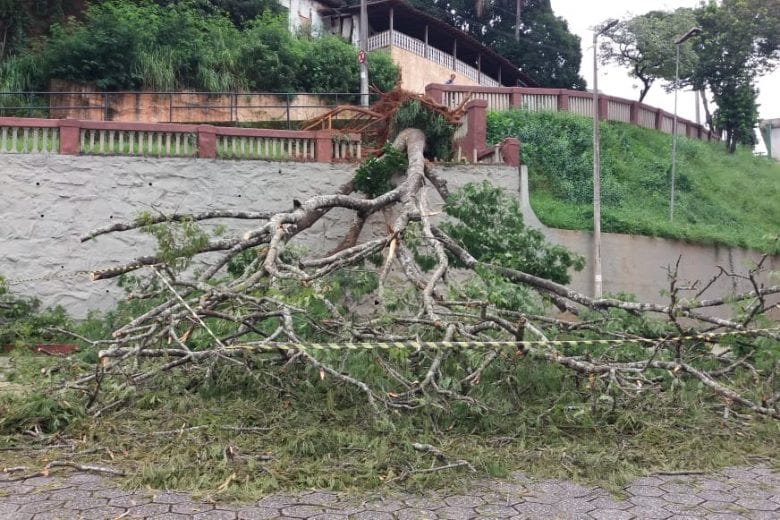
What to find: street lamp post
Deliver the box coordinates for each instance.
[670,27,702,222]
[359,0,369,107]
[592,18,618,299]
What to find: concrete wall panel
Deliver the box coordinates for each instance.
[1,154,515,317]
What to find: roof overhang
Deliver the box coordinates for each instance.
[319,0,536,87]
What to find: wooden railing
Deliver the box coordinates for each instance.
[426,84,720,141]
[368,31,500,88]
[0,117,361,162]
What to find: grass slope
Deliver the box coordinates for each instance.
[488,109,780,253]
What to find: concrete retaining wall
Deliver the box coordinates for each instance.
[517,166,779,313]
[2,154,776,318]
[1,154,516,317]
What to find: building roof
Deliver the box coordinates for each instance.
[319,0,536,87]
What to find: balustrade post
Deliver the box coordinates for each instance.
[598,97,609,121]
[510,88,522,108]
[500,137,520,167]
[558,91,570,112]
[630,102,640,124]
[425,84,445,104]
[457,99,487,161]
[197,125,217,159]
[315,130,334,163]
[58,119,81,155]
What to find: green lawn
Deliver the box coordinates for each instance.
[488,109,780,253]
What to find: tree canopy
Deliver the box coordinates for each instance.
[0,0,398,93]
[600,0,780,152]
[599,8,698,102]
[692,0,780,151]
[409,0,586,89]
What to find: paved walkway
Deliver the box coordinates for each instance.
[0,465,777,519]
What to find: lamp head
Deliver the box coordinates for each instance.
[596,18,619,35]
[676,27,703,45]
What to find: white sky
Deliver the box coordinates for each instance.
[550,0,780,148]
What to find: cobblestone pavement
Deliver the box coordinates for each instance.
[0,465,777,519]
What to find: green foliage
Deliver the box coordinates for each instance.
[240,15,301,92]
[390,99,456,160]
[599,8,699,102]
[366,51,399,96]
[1,1,399,94]
[488,109,626,204]
[712,81,759,150]
[691,0,778,152]
[353,143,408,197]
[0,277,71,347]
[137,213,210,271]
[442,181,584,285]
[45,2,146,90]
[0,0,29,60]
[0,392,84,434]
[487,108,780,252]
[3,350,778,497]
[409,0,585,88]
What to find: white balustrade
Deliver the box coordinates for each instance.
[661,115,674,134]
[607,100,631,123]
[217,135,316,161]
[332,136,362,161]
[367,30,500,88]
[0,125,59,153]
[639,108,656,129]
[569,96,593,117]
[79,128,196,157]
[522,95,558,112]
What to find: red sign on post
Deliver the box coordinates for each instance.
[358,50,367,64]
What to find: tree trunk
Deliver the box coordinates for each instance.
[700,90,713,129]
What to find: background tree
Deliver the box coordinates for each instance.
[600,0,779,152]
[149,0,283,27]
[598,8,698,102]
[691,0,780,152]
[409,0,585,89]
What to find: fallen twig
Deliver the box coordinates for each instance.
[1,460,125,482]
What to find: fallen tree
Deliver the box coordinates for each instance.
[75,89,780,421]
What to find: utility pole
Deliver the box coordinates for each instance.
[359,0,369,107]
[591,19,618,299]
[515,0,522,42]
[670,27,702,222]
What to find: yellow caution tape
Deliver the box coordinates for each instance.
[226,328,780,353]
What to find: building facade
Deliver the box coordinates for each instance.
[318,0,534,93]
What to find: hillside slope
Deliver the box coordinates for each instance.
[488,110,780,253]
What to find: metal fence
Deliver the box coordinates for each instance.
[0,91,365,128]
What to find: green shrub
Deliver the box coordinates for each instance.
[241,15,301,92]
[353,143,408,197]
[442,181,585,284]
[0,277,71,347]
[0,392,85,434]
[46,2,147,90]
[1,1,399,95]
[390,99,456,160]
